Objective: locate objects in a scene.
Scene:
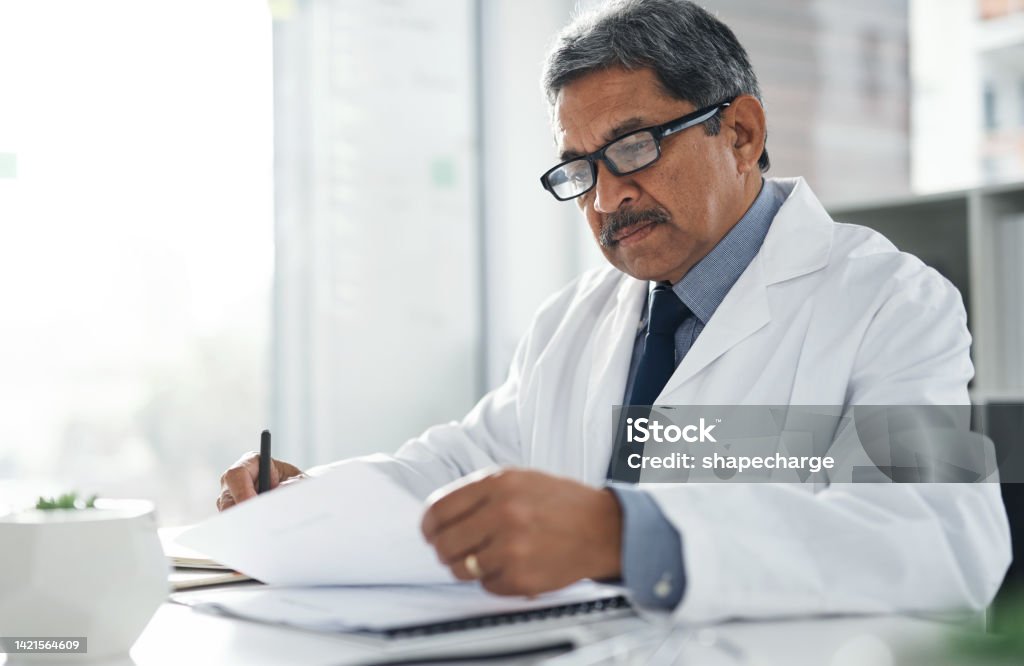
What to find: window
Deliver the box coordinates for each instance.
[0,1,273,524]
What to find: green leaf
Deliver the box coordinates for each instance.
[34,492,100,510]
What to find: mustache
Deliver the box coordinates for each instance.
[599,207,671,247]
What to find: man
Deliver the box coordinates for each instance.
[219,0,1011,621]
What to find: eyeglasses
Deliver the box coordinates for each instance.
[539,99,733,201]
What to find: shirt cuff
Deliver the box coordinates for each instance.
[607,484,686,610]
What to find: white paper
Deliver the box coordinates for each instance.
[174,581,626,632]
[175,460,453,585]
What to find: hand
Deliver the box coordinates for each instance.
[421,468,623,596]
[217,452,306,511]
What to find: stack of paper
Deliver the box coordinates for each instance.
[175,581,627,634]
[172,460,632,637]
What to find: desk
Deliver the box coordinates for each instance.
[0,599,972,666]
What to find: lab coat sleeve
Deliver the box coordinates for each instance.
[645,264,1012,622]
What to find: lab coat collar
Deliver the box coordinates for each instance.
[658,176,833,397]
[757,177,833,286]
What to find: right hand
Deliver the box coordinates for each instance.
[217,452,306,511]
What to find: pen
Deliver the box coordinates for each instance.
[258,429,271,494]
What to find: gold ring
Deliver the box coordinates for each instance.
[464,553,482,579]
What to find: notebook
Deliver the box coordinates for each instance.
[169,569,253,591]
[171,581,633,642]
[160,525,231,570]
[160,525,254,590]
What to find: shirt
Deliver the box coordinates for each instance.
[609,178,786,609]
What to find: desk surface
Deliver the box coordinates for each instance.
[0,599,974,666]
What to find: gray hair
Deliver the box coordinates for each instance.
[542,0,769,172]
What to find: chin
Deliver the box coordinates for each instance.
[628,247,698,283]
[602,239,687,282]
[613,256,679,284]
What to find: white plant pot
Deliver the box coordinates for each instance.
[0,499,169,662]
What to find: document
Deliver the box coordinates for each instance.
[173,581,628,634]
[175,459,453,585]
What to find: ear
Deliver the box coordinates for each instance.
[722,95,766,176]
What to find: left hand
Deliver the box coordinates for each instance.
[216,452,307,511]
[421,468,623,596]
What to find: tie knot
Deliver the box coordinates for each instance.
[648,285,689,335]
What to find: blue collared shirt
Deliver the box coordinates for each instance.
[609,179,786,609]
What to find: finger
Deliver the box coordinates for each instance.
[221,454,260,504]
[220,452,259,489]
[431,505,498,566]
[268,462,308,490]
[470,534,554,597]
[422,476,495,541]
[448,541,497,582]
[274,460,304,483]
[480,562,544,597]
[216,489,236,512]
[268,458,283,488]
[277,474,308,488]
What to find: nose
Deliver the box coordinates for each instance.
[592,160,640,214]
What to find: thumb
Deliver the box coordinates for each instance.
[269,458,284,488]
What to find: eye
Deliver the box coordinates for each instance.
[619,136,654,155]
[565,162,590,183]
[629,138,654,153]
[608,133,657,166]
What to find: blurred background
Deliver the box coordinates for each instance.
[0,0,1022,525]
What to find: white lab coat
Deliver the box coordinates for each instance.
[347,177,1011,622]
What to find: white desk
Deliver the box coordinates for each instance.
[1,599,972,666]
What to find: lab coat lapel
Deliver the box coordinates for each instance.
[658,177,833,398]
[661,259,771,394]
[581,276,647,484]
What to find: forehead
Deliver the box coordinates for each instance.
[553,67,689,155]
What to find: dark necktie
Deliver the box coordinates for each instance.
[607,284,690,482]
[627,285,689,406]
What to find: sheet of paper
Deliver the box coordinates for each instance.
[173,581,627,632]
[174,459,453,585]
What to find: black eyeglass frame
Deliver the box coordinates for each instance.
[539,98,734,201]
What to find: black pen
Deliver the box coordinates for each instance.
[258,429,271,494]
